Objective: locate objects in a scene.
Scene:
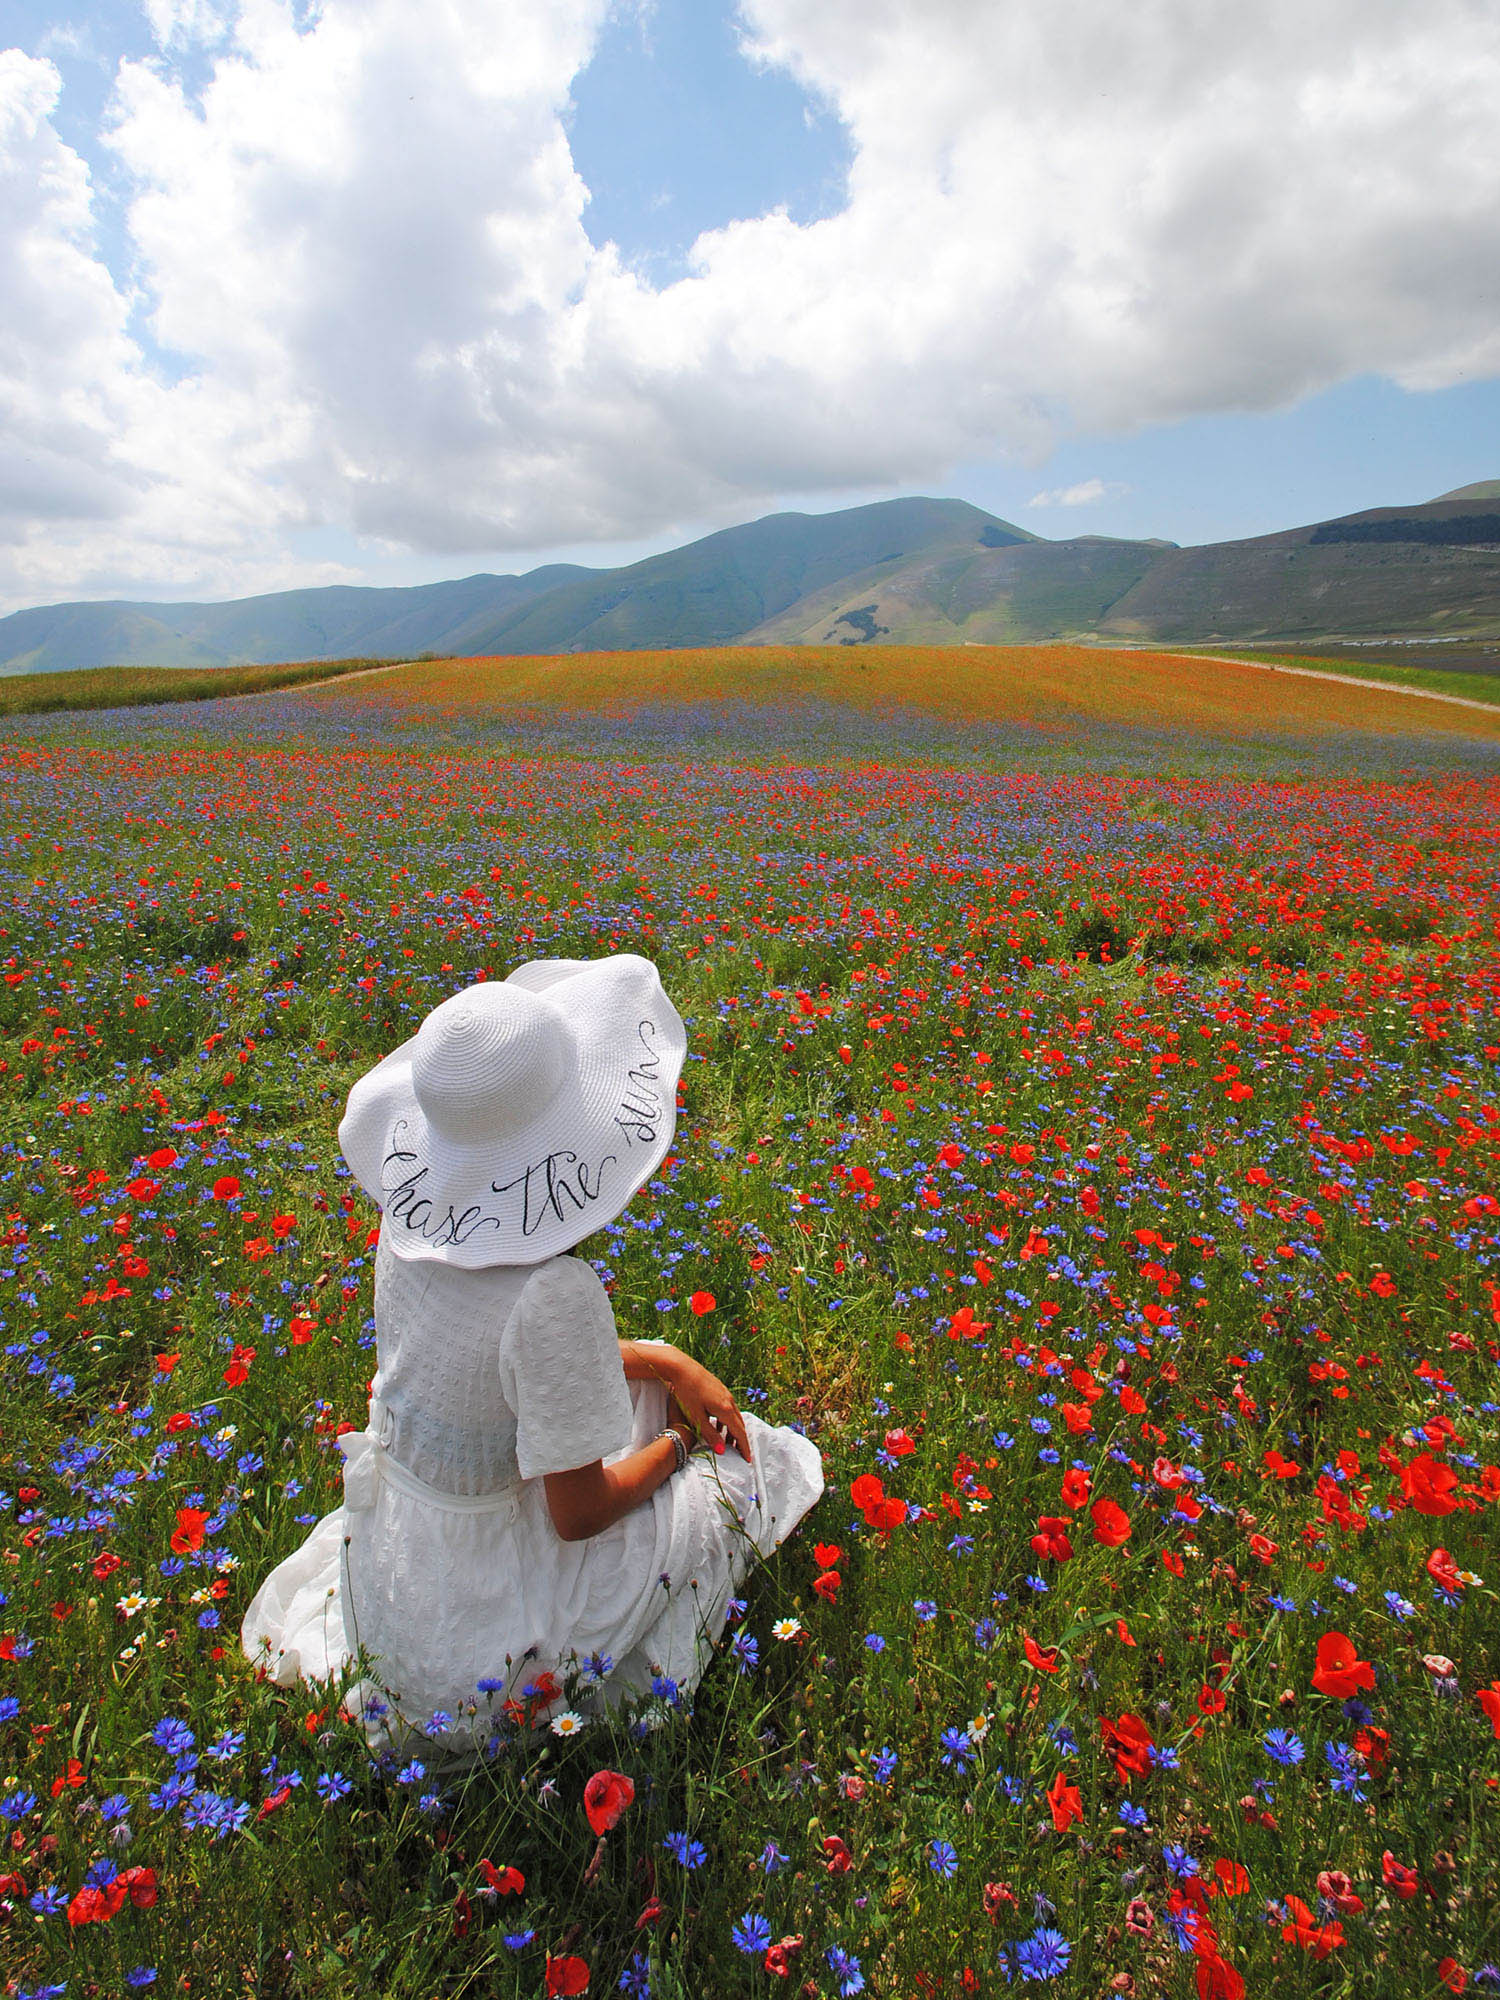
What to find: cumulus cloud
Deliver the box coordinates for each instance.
[1026,479,1118,508]
[1,0,1498,605]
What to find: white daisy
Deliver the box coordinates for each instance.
[549,1710,586,1738]
[213,1425,238,1443]
[967,1713,991,1744]
[771,1617,803,1642]
[116,1592,146,1617]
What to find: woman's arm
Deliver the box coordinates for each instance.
[544,1421,697,1542]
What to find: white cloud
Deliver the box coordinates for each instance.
[0,0,1498,607]
[1027,479,1114,508]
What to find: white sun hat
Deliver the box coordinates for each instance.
[337,954,687,1267]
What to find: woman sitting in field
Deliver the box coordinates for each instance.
[240,954,824,1753]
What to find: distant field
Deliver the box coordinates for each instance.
[0,654,403,716]
[302,642,1500,741]
[1178,644,1500,707]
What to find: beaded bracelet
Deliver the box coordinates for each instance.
[656,1425,690,1475]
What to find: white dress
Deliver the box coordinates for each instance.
[240,1230,825,1754]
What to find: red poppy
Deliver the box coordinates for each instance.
[170,1506,210,1555]
[1100,1712,1153,1784]
[813,1543,843,1568]
[1045,1768,1082,1832]
[545,1954,590,1996]
[477,1860,525,1896]
[1195,1955,1246,2000]
[1477,1683,1500,1740]
[1426,1546,1464,1592]
[822,1834,853,1873]
[1197,1684,1226,1716]
[812,1570,841,1603]
[1400,1453,1459,1515]
[1438,1959,1468,1994]
[883,1428,916,1457]
[1090,1497,1132,1547]
[212,1175,241,1200]
[1030,1515,1073,1562]
[1280,1893,1344,1958]
[1311,1630,1375,1699]
[1022,1632,1060,1674]
[1060,1467,1090,1509]
[1211,1859,1249,1896]
[582,1770,635,1836]
[1381,1851,1420,1900]
[688,1290,715,1315]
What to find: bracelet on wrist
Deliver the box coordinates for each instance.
[658,1425,689,1475]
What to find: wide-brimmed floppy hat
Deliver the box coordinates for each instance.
[338,954,687,1267]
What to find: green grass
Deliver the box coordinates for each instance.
[0,655,415,717]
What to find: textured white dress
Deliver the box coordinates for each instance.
[240,1230,824,1753]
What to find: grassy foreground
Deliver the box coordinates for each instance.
[0,715,1498,1998]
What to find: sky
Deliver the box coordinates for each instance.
[1,0,1497,613]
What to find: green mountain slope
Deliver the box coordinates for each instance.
[1098,497,1500,642]
[745,534,1163,645]
[452,498,1031,654]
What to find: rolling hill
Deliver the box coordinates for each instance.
[1,486,1497,673]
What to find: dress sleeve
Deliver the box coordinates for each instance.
[498,1256,635,1480]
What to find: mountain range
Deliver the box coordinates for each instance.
[3,483,1499,674]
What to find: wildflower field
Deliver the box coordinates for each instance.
[3,654,1500,2000]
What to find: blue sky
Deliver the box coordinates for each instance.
[0,0,1496,608]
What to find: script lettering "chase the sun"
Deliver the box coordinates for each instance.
[379,1017,671,1247]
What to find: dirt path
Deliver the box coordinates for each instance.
[1172,650,1500,716]
[234,658,421,701]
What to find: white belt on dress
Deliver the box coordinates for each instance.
[337,1397,523,1522]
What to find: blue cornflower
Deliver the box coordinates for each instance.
[147,1773,193,1812]
[929,1839,959,1878]
[913,1599,937,1623]
[939,1726,974,1771]
[396,1760,425,1785]
[205,1730,244,1762]
[28,1885,68,1915]
[973,1617,998,1651]
[0,1787,36,1823]
[663,1829,707,1869]
[316,1771,353,1803]
[151,1717,195,1757]
[1025,1574,1050,1593]
[477,1676,507,1694]
[1324,1740,1369,1801]
[1015,1926,1072,1980]
[84,1858,119,1888]
[863,1633,885,1653]
[947,1533,974,1555]
[196,1609,219,1630]
[1162,1844,1199,1880]
[650,1672,682,1707]
[126,1972,158,1989]
[1149,1744,1181,1771]
[502,1929,536,1949]
[870,1746,898,1783]
[759,1839,790,1873]
[732,1911,774,1955]
[100,1794,130,1822]
[1118,1801,1148,1829]
[825,1944,865,1995]
[419,1793,447,1815]
[1385,1591,1417,1621]
[426,1711,454,1737]
[0,1696,20,1721]
[618,1953,651,1998]
[1262,1729,1305,1768]
[1268,1593,1296,1613]
[731,1631,760,1673]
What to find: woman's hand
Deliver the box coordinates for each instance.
[665,1355,752,1463]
